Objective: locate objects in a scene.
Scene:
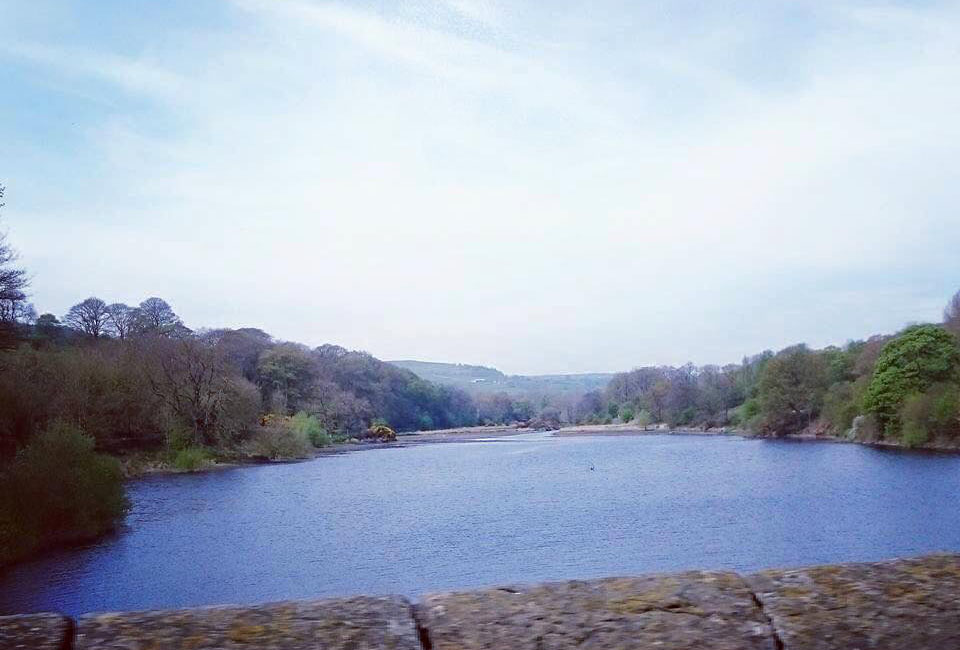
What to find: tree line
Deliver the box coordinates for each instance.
[0,187,500,564]
[1,303,490,460]
[592,294,960,447]
[0,193,551,466]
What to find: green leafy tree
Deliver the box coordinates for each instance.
[756,345,829,435]
[864,325,960,434]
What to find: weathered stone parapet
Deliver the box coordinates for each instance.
[417,570,776,650]
[2,554,960,650]
[73,596,419,650]
[0,613,72,650]
[747,552,960,649]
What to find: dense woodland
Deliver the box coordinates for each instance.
[0,196,570,469]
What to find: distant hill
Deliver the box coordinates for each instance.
[388,360,613,396]
[388,360,506,383]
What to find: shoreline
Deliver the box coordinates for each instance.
[122,421,960,480]
[121,426,532,479]
[555,423,960,454]
[554,423,740,437]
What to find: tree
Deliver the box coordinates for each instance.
[649,379,669,422]
[135,297,183,336]
[34,313,65,342]
[635,409,653,430]
[310,379,372,434]
[145,336,249,446]
[105,303,137,340]
[576,390,604,422]
[665,363,698,425]
[864,324,960,434]
[211,328,273,383]
[257,343,317,414]
[945,289,960,336]
[0,185,29,347]
[64,297,111,339]
[756,345,829,435]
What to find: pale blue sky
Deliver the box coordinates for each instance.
[1,0,958,373]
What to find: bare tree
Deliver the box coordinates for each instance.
[64,297,111,339]
[146,336,231,446]
[135,297,183,336]
[105,302,137,340]
[0,184,30,346]
[945,289,960,335]
[0,232,23,313]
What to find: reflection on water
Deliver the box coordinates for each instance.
[2,433,959,615]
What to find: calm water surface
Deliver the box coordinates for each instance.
[2,433,960,615]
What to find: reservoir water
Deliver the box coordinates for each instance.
[2,432,960,615]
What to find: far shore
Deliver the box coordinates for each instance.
[124,420,960,480]
[122,426,531,478]
[316,425,531,455]
[554,423,741,437]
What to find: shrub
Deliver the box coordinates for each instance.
[931,384,960,438]
[898,384,960,446]
[0,421,129,566]
[901,420,929,448]
[310,429,332,447]
[172,447,211,471]
[746,412,766,435]
[365,423,397,441]
[245,424,311,459]
[526,407,563,431]
[291,411,332,447]
[741,398,761,422]
[620,405,636,423]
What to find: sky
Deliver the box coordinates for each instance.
[1,0,958,374]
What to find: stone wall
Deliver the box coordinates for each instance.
[2,553,958,649]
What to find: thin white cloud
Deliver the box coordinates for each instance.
[1,41,188,101]
[4,0,960,373]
